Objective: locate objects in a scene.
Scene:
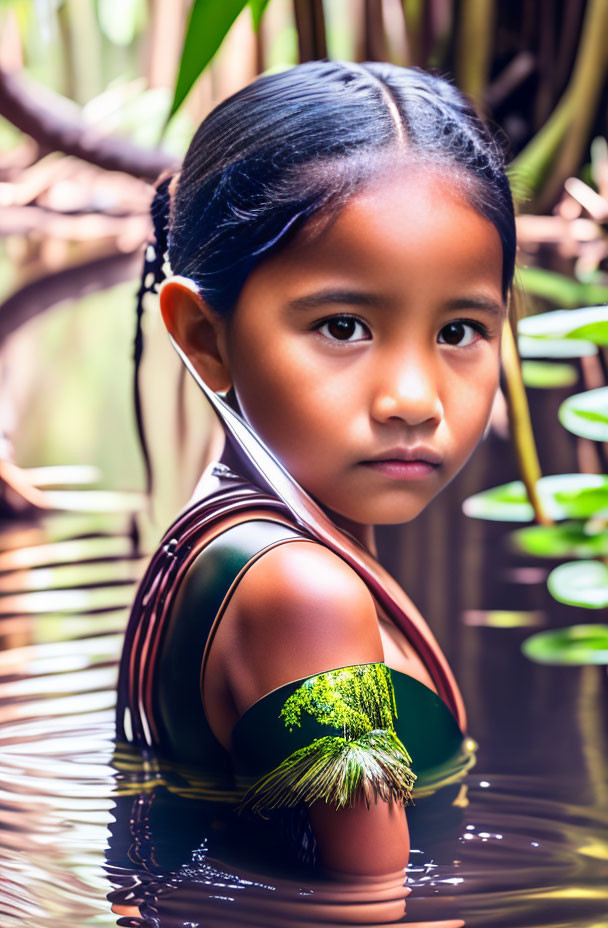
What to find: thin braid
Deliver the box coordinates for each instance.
[133,175,172,496]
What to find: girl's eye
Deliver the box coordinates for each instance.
[315,315,370,342]
[438,320,487,347]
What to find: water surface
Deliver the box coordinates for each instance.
[0,510,605,927]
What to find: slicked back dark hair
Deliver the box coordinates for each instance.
[160,61,514,308]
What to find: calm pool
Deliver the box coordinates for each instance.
[0,505,605,927]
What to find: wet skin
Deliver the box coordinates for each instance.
[163,167,506,543]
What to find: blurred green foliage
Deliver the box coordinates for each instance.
[464,305,608,662]
[522,624,608,665]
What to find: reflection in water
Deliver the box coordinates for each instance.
[0,512,606,927]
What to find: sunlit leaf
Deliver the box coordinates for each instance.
[249,0,272,30]
[516,268,608,308]
[554,484,608,519]
[558,387,608,441]
[522,624,608,664]
[463,473,608,522]
[510,521,608,558]
[520,360,578,388]
[169,0,249,119]
[518,305,608,338]
[518,334,596,358]
[567,321,608,345]
[462,480,535,521]
[547,560,608,608]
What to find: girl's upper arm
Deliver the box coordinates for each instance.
[211,540,415,877]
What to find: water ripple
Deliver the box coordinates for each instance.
[0,522,605,927]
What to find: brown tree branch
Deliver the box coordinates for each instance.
[0,205,148,242]
[293,0,327,62]
[0,249,143,345]
[363,0,386,62]
[0,67,178,182]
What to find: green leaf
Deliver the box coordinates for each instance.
[463,473,608,523]
[510,521,608,558]
[520,360,578,389]
[522,624,608,665]
[559,387,608,441]
[547,560,608,608]
[567,320,608,345]
[554,485,608,519]
[249,0,272,30]
[518,334,596,359]
[169,0,249,119]
[518,305,608,339]
[462,480,535,522]
[516,268,608,308]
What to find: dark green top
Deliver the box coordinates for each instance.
[155,518,473,813]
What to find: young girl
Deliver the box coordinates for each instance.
[116,59,515,881]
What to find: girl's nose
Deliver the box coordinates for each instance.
[370,355,444,427]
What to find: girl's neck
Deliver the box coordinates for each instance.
[217,441,378,558]
[320,507,378,558]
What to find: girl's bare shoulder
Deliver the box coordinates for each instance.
[234,539,382,651]
[217,539,384,712]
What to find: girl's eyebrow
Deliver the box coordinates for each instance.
[285,288,384,311]
[285,289,504,315]
[443,296,504,315]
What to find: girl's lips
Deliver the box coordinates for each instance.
[361,459,440,480]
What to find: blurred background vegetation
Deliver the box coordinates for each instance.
[0,0,607,550]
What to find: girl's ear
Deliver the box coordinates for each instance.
[159,278,232,392]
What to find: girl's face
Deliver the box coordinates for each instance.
[219,168,505,528]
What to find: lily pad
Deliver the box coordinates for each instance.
[558,387,608,442]
[462,480,535,521]
[522,624,608,665]
[518,335,596,359]
[554,484,608,519]
[567,321,608,346]
[510,521,608,558]
[521,361,579,389]
[463,473,608,523]
[518,305,608,339]
[547,560,608,608]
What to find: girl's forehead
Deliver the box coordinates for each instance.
[273,168,502,281]
[289,161,480,248]
[233,171,505,322]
